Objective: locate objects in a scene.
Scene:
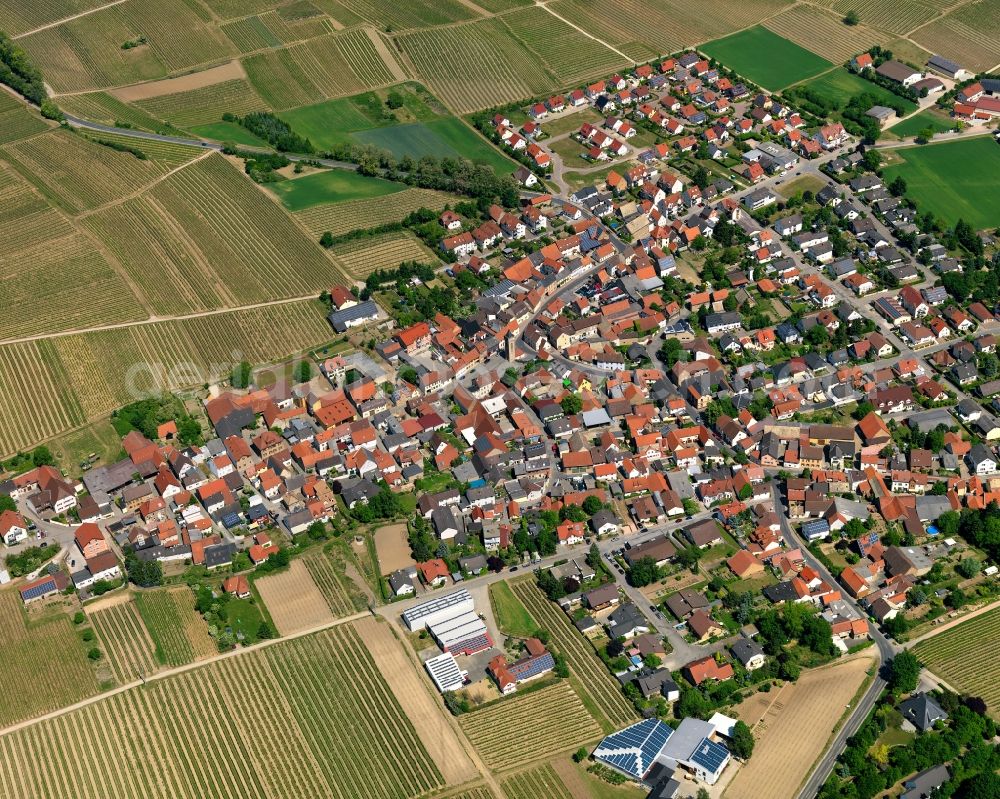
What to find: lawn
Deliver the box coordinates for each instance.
[188,121,268,147]
[223,597,265,645]
[701,26,833,90]
[489,581,538,637]
[881,137,1000,230]
[889,108,956,138]
[267,169,405,211]
[777,174,827,199]
[800,68,918,115]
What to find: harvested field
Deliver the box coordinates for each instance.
[356,616,479,785]
[111,60,247,102]
[762,5,886,63]
[0,589,100,727]
[373,522,414,574]
[511,580,638,730]
[501,763,573,799]
[724,653,876,799]
[134,587,216,666]
[911,605,1000,717]
[294,187,460,237]
[459,680,602,771]
[330,231,438,279]
[0,624,445,798]
[396,19,556,114]
[134,79,269,128]
[51,299,332,419]
[90,597,159,683]
[302,547,368,617]
[255,560,335,635]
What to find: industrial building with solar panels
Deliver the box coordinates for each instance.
[592,716,733,795]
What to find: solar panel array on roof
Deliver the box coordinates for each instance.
[689,738,729,774]
[510,652,554,681]
[20,578,55,602]
[593,718,674,780]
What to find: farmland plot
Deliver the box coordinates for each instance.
[396,20,556,114]
[911,1,1000,73]
[134,588,216,666]
[221,14,287,52]
[90,598,159,683]
[0,0,109,37]
[56,91,175,133]
[831,0,939,34]
[0,590,100,727]
[330,231,438,279]
[459,681,602,771]
[912,606,1000,716]
[302,548,368,617]
[135,79,270,128]
[294,187,460,237]
[501,764,573,799]
[512,580,638,730]
[763,5,884,64]
[345,0,477,29]
[255,560,336,635]
[0,104,50,145]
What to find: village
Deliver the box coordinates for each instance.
[0,40,998,799]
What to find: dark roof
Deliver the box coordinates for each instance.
[898,693,948,731]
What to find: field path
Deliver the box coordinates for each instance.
[903,597,1000,648]
[0,609,368,739]
[11,0,128,39]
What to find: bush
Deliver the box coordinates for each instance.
[87,647,101,660]
[73,611,85,625]
[81,628,95,642]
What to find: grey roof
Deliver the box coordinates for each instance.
[327,301,378,332]
[730,638,764,666]
[902,765,950,799]
[898,693,947,731]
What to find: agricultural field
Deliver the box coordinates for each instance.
[447,789,497,799]
[763,5,885,63]
[396,19,556,114]
[56,91,178,133]
[134,79,270,128]
[724,653,877,799]
[500,5,629,84]
[701,26,833,91]
[911,0,1000,73]
[512,580,639,731]
[829,0,940,34]
[51,298,333,419]
[372,522,415,575]
[888,109,956,138]
[354,118,515,173]
[0,624,446,798]
[459,681,602,771]
[911,606,1000,716]
[84,153,346,315]
[881,137,1000,231]
[0,589,100,727]
[89,596,159,684]
[303,548,368,617]
[337,0,476,29]
[501,764,573,799]
[797,68,918,114]
[220,11,293,52]
[243,28,405,110]
[0,96,50,145]
[0,0,108,37]
[254,560,336,635]
[489,581,538,638]
[188,121,269,146]
[134,588,216,667]
[267,169,405,212]
[294,187,461,237]
[329,232,438,279]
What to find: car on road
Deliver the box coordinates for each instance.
[509,566,518,572]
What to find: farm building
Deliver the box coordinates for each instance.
[424,651,465,693]
[401,589,474,631]
[19,571,68,604]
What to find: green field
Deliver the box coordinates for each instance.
[268,169,405,211]
[889,109,957,138]
[882,137,1000,231]
[489,581,538,637]
[189,121,269,146]
[701,26,833,90]
[355,118,514,172]
[135,588,215,666]
[800,68,918,115]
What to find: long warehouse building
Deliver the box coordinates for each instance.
[401,589,474,631]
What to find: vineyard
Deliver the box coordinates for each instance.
[2,128,176,213]
[763,5,885,63]
[347,0,476,29]
[396,20,556,114]
[459,681,602,771]
[500,6,628,84]
[84,154,347,315]
[294,187,460,237]
[0,625,445,798]
[0,590,100,727]
[135,79,270,128]
[501,764,573,799]
[448,789,497,799]
[829,0,940,34]
[255,560,336,635]
[912,0,1000,73]
[57,91,174,133]
[90,597,159,683]
[330,232,438,279]
[0,0,107,37]
[134,588,216,667]
[50,299,332,419]
[511,580,639,731]
[221,12,290,52]
[911,607,1000,716]
[302,548,368,617]
[0,103,49,145]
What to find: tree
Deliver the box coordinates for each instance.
[124,550,163,587]
[293,360,314,384]
[956,773,1000,799]
[73,611,85,625]
[862,149,881,172]
[888,176,907,197]
[573,747,588,763]
[386,91,404,109]
[806,324,829,346]
[915,127,935,144]
[844,9,859,25]
[852,401,875,420]
[692,165,710,189]
[87,647,101,660]
[560,393,582,415]
[257,620,276,640]
[730,720,755,759]
[946,587,967,609]
[319,231,334,248]
[231,361,252,388]
[956,556,981,578]
[0,495,15,513]
[697,789,711,799]
[888,651,921,693]
[582,495,603,516]
[560,504,586,522]
[628,556,660,587]
[586,542,601,570]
